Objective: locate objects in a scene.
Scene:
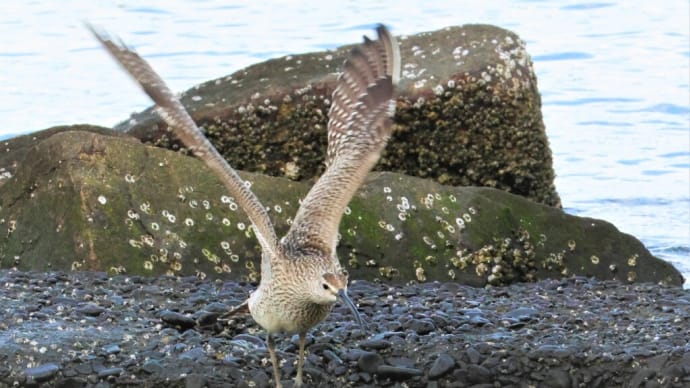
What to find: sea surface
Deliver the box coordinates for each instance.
[0,1,688,287]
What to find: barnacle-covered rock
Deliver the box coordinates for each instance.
[0,124,128,189]
[0,129,680,286]
[116,24,560,207]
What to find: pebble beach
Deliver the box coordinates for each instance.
[1,270,688,387]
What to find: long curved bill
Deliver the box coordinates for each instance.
[337,289,366,331]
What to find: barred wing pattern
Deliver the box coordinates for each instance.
[89,26,279,259]
[283,25,401,257]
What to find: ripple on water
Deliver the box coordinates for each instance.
[561,3,616,11]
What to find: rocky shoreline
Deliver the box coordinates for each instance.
[0,270,688,387]
[0,24,682,287]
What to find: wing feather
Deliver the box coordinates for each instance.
[283,25,400,256]
[88,25,279,258]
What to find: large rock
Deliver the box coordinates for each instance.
[0,124,126,189]
[116,24,560,207]
[0,129,681,286]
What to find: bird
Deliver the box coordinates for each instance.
[89,24,400,387]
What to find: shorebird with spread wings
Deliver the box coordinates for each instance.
[90,24,400,387]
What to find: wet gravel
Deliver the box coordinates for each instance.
[0,270,688,387]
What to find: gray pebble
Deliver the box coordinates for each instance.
[159,310,196,330]
[504,307,539,321]
[469,315,491,326]
[403,318,436,335]
[332,363,348,376]
[386,356,416,369]
[204,302,231,312]
[184,373,208,388]
[76,303,105,317]
[376,365,423,379]
[322,349,343,364]
[141,359,164,374]
[250,370,270,388]
[543,368,571,388]
[73,362,94,375]
[97,367,123,378]
[181,329,202,340]
[466,364,492,383]
[102,344,120,355]
[628,368,656,388]
[24,363,60,382]
[461,308,484,316]
[466,346,482,364]
[174,343,188,353]
[234,334,266,348]
[179,347,206,361]
[62,368,78,378]
[534,344,572,359]
[343,349,368,362]
[357,351,383,373]
[428,353,455,379]
[358,338,390,350]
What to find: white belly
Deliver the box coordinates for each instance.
[247,288,331,334]
[248,289,301,334]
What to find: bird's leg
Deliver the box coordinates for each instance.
[267,333,283,388]
[295,332,306,387]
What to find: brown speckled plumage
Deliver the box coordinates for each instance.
[90,24,400,388]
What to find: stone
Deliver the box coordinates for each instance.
[358,338,390,350]
[250,370,270,388]
[24,363,60,382]
[96,367,122,378]
[503,307,539,321]
[102,344,121,355]
[386,357,416,369]
[628,368,656,388]
[232,334,266,348]
[466,364,492,383]
[357,352,383,373]
[141,360,163,375]
[55,377,87,387]
[75,303,105,317]
[159,310,197,330]
[184,374,208,388]
[542,368,571,388]
[0,121,681,287]
[114,26,560,207]
[428,353,456,379]
[322,350,343,365]
[402,318,436,335]
[465,347,482,365]
[179,347,207,361]
[375,365,423,379]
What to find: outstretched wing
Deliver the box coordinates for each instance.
[89,25,279,258]
[282,25,400,257]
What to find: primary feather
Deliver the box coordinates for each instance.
[283,25,400,257]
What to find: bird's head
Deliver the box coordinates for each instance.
[310,269,365,330]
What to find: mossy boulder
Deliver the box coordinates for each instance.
[0,129,681,286]
[0,124,126,189]
[116,24,560,207]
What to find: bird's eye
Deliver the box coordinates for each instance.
[322,283,329,290]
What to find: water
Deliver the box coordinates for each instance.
[0,1,688,287]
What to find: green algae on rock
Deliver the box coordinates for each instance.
[116,25,560,207]
[0,125,128,190]
[0,129,680,286]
